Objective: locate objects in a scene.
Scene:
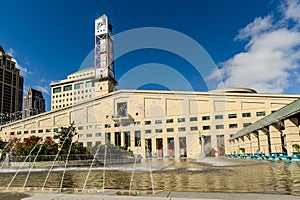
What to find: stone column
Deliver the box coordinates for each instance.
[140,137,146,157]
[121,132,125,147]
[245,135,252,154]
[269,125,282,153]
[235,138,241,154]
[258,129,270,155]
[174,136,180,158]
[228,139,236,154]
[250,132,259,153]
[163,137,168,158]
[283,118,300,155]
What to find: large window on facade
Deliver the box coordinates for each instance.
[178,118,185,123]
[145,129,151,134]
[229,123,238,129]
[134,121,141,126]
[95,124,102,129]
[178,127,186,132]
[85,81,94,87]
[228,113,237,119]
[242,112,251,118]
[122,122,130,126]
[216,124,224,129]
[256,111,266,117]
[87,133,93,138]
[63,85,72,91]
[53,87,61,93]
[167,128,174,132]
[95,133,102,137]
[155,120,162,124]
[190,117,198,122]
[243,123,252,127]
[190,126,198,131]
[74,82,84,89]
[87,125,93,130]
[155,129,162,133]
[202,125,211,130]
[166,119,173,123]
[215,115,223,120]
[202,116,210,120]
[134,131,141,147]
[116,102,128,118]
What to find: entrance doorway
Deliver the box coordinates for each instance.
[179,137,187,157]
[114,132,121,146]
[204,135,212,156]
[145,139,152,158]
[105,132,111,144]
[217,135,225,156]
[156,138,163,158]
[124,131,130,150]
[167,138,174,157]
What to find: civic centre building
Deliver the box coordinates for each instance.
[0,14,300,158]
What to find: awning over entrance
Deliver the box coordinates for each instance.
[229,98,300,141]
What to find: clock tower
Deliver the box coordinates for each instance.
[94,14,117,96]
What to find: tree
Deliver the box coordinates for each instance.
[15,136,41,156]
[40,137,58,155]
[55,122,87,155]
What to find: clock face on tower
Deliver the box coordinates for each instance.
[95,15,107,35]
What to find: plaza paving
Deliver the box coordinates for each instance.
[16,191,300,200]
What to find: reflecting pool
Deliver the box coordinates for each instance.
[1,158,300,195]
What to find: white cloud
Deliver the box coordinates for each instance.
[235,16,273,41]
[208,0,300,93]
[282,0,300,23]
[7,47,32,77]
[34,85,50,95]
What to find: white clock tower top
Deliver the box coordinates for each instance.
[94,14,117,96]
[95,14,108,35]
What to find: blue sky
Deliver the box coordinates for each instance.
[1,0,300,111]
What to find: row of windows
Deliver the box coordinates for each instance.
[73,95,93,101]
[73,89,94,95]
[74,81,94,90]
[53,98,72,103]
[202,111,266,121]
[68,72,94,79]
[9,128,59,135]
[78,132,102,138]
[9,120,252,137]
[53,92,72,98]
[52,103,72,109]
[202,122,252,130]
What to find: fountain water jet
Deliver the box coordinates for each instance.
[42,130,72,190]
[6,137,43,191]
[59,137,74,193]
[22,140,44,191]
[82,144,101,191]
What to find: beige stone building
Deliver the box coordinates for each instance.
[0,86,299,158]
[1,14,299,159]
[50,68,96,110]
[229,98,300,156]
